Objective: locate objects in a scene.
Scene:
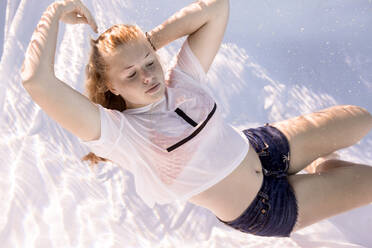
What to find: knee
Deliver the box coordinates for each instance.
[358,106,372,129]
[358,106,372,131]
[343,105,372,130]
[315,159,355,173]
[343,105,372,119]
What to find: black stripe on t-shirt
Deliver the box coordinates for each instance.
[166,102,217,152]
[175,108,198,127]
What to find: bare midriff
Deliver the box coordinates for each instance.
[188,144,264,222]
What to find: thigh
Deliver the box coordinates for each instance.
[243,124,290,175]
[216,175,298,238]
[288,159,372,232]
[270,105,372,175]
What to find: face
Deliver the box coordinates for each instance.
[104,37,165,109]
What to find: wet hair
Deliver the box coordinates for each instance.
[81,24,145,168]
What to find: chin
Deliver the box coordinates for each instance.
[156,83,165,94]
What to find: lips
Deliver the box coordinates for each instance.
[146,83,159,93]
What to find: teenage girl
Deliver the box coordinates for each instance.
[21,0,372,238]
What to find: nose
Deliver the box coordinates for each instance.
[143,70,152,84]
[144,77,151,84]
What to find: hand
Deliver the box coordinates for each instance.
[56,0,98,33]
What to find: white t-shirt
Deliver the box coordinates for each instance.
[80,39,250,208]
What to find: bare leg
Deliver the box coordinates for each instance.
[288,159,372,232]
[271,105,372,175]
[304,151,341,173]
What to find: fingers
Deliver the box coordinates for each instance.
[76,16,89,25]
[59,0,98,33]
[77,3,98,33]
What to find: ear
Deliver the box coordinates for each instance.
[105,82,119,96]
[110,89,119,96]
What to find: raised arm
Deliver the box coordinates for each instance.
[21,0,101,142]
[147,0,229,74]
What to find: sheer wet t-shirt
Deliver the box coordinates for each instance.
[80,39,250,208]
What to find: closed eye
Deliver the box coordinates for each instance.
[127,61,154,78]
[128,72,136,78]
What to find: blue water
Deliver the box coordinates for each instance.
[0,1,371,247]
[0,0,6,61]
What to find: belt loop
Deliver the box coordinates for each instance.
[258,191,269,200]
[262,168,272,176]
[282,152,290,172]
[262,167,287,178]
[257,141,270,156]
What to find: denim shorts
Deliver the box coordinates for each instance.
[216,123,298,238]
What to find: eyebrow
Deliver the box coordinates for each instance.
[123,52,151,71]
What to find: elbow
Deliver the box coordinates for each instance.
[20,58,41,83]
[21,70,54,88]
[21,79,41,98]
[205,0,229,21]
[21,70,39,88]
[21,75,41,90]
[21,73,52,94]
[216,0,230,8]
[22,79,38,91]
[217,0,229,18]
[20,59,54,86]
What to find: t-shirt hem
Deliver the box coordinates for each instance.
[178,142,250,202]
[78,104,119,158]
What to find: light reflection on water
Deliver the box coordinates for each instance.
[0,0,371,247]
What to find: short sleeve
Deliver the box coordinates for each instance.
[79,104,123,158]
[170,39,208,84]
